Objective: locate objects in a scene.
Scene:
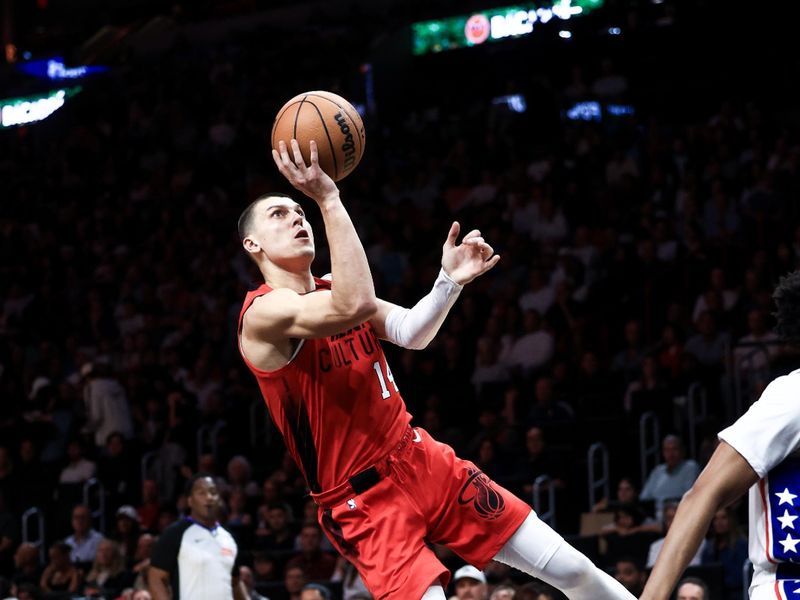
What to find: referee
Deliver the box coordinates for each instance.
[148,473,247,600]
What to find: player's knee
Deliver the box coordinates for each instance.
[547,546,595,589]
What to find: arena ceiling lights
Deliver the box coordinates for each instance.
[412,0,604,55]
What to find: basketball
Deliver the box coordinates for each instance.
[271,91,366,182]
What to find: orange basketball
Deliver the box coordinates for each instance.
[271,91,366,182]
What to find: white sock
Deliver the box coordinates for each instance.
[493,512,636,600]
[420,585,447,599]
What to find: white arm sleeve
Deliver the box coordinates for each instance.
[383,268,463,350]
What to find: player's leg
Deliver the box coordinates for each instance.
[493,511,635,600]
[421,585,448,599]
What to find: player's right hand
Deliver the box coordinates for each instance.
[272,139,340,206]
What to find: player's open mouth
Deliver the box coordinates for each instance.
[295,229,309,239]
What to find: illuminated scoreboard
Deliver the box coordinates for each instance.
[412,0,604,55]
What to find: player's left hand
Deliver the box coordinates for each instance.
[441,221,500,285]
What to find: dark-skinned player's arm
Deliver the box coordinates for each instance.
[639,441,758,600]
[243,139,377,341]
[370,221,499,348]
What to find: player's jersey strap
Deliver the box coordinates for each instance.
[765,456,800,565]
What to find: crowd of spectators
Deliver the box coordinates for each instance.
[1,2,798,598]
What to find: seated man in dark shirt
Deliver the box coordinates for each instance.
[285,524,336,582]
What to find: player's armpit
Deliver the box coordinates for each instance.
[244,287,377,341]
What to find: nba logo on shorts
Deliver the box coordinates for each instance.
[347,498,357,510]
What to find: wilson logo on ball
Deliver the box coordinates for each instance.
[334,112,357,172]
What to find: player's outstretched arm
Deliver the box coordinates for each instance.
[246,140,377,340]
[640,441,758,600]
[371,221,499,349]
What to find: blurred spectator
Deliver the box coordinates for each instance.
[130,533,155,590]
[623,355,670,420]
[11,542,41,589]
[81,360,134,448]
[252,552,280,584]
[331,556,369,600]
[14,439,50,512]
[226,455,260,498]
[701,507,748,599]
[98,432,139,510]
[640,435,700,518]
[65,504,103,564]
[676,576,710,600]
[530,199,569,246]
[138,480,161,531]
[732,308,781,372]
[114,505,142,564]
[284,566,306,600]
[691,267,739,322]
[611,320,644,389]
[285,524,336,581]
[301,583,332,600]
[646,502,705,568]
[518,270,555,316]
[514,427,567,497]
[601,504,658,565]
[239,565,269,600]
[684,311,730,370]
[490,585,516,600]
[452,565,488,600]
[39,542,80,594]
[592,477,647,514]
[227,489,253,527]
[256,503,295,553]
[505,311,555,375]
[58,440,96,484]
[613,557,645,596]
[526,375,574,426]
[84,538,131,597]
[471,337,510,398]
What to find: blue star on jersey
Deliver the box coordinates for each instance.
[769,457,800,563]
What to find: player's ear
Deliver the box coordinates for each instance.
[243,236,260,254]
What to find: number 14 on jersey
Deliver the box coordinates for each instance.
[372,360,399,399]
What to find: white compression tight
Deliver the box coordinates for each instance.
[419,512,635,600]
[494,511,636,600]
[421,586,447,599]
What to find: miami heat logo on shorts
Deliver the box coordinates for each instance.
[457,467,506,520]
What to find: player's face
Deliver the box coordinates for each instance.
[251,198,315,265]
[187,477,220,524]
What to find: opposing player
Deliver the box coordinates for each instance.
[641,270,800,600]
[237,139,635,600]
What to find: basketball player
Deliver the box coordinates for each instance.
[237,139,635,600]
[641,270,800,600]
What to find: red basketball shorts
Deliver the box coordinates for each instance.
[313,426,532,600]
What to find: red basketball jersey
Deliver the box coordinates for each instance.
[238,278,412,492]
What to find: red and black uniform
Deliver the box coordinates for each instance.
[239,278,530,599]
